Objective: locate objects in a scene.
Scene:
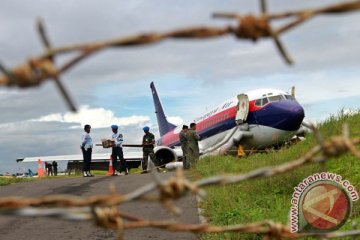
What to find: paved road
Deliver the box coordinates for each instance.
[0,172,199,240]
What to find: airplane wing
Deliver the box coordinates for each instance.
[16,152,143,163]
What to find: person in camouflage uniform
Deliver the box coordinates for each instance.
[142,126,158,172]
[186,123,200,167]
[179,125,189,169]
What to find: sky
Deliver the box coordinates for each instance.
[0,0,360,173]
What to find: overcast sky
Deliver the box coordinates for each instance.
[1,0,360,173]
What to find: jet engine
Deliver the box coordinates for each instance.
[154,146,177,166]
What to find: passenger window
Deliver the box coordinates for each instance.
[255,99,262,106]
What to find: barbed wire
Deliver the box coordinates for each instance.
[0,123,360,239]
[0,0,359,111]
[1,1,360,238]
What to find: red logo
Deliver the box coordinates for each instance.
[300,181,351,232]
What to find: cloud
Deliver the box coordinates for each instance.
[342,108,360,117]
[167,116,183,126]
[30,105,150,129]
[0,122,17,129]
[1,0,360,174]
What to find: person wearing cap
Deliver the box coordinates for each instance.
[141,126,158,173]
[179,125,189,169]
[186,122,200,167]
[111,124,129,176]
[81,124,93,177]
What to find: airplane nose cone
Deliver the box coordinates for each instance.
[268,100,305,131]
[246,100,305,131]
[289,104,305,130]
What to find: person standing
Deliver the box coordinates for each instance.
[179,125,189,169]
[44,161,49,175]
[111,125,129,176]
[45,161,53,176]
[141,126,158,173]
[52,161,58,176]
[186,123,200,167]
[81,124,93,177]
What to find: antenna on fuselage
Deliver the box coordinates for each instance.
[291,86,296,97]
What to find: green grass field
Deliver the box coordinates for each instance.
[0,177,35,186]
[193,110,360,240]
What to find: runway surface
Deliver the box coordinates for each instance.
[0,172,199,240]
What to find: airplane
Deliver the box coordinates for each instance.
[16,82,305,169]
[149,82,305,165]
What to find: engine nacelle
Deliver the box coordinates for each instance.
[154,146,177,165]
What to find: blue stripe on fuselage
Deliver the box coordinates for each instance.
[198,117,237,140]
[247,100,304,131]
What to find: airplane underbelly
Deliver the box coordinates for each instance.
[243,124,295,149]
[199,128,234,153]
[199,124,296,154]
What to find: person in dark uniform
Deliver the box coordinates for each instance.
[45,161,53,176]
[111,125,129,176]
[52,161,58,176]
[141,126,158,173]
[81,124,93,177]
[44,161,49,175]
[179,125,189,169]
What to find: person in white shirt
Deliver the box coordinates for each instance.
[111,125,129,175]
[81,124,93,177]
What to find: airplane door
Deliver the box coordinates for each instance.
[236,94,249,124]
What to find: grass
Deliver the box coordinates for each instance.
[193,110,360,240]
[0,168,142,186]
[0,177,35,186]
[0,167,143,186]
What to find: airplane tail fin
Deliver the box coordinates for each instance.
[150,82,176,137]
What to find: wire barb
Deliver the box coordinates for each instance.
[260,0,267,14]
[36,18,77,112]
[0,61,17,86]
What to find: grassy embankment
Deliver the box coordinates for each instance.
[194,111,360,240]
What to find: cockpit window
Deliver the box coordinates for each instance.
[268,95,284,102]
[255,94,295,107]
[254,97,269,107]
[262,97,268,105]
[285,94,295,100]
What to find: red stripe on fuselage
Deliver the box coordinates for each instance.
[161,106,237,146]
[196,106,237,132]
[161,131,180,147]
